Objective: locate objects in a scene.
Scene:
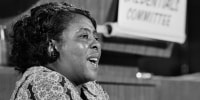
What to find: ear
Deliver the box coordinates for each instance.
[50,39,58,50]
[47,39,60,62]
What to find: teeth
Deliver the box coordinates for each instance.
[90,58,98,62]
[88,58,98,67]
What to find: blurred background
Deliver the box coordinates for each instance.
[1,0,200,100]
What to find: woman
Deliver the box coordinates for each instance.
[10,2,109,100]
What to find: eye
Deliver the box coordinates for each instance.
[80,34,89,39]
[79,31,89,39]
[94,34,100,41]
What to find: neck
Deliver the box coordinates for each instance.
[76,85,83,95]
[46,63,83,93]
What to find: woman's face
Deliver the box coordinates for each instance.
[55,14,101,85]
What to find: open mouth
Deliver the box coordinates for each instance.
[88,57,98,67]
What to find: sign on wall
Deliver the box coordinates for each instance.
[118,0,187,43]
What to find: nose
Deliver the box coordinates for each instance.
[90,39,101,51]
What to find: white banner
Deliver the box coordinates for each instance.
[118,0,187,43]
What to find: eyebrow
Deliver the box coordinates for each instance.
[79,27,97,34]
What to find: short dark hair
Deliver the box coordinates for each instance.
[11,2,96,73]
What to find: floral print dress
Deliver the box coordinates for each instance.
[10,66,109,100]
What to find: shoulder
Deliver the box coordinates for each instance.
[19,66,64,87]
[11,66,72,100]
[83,81,109,100]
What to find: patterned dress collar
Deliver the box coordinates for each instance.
[24,66,109,100]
